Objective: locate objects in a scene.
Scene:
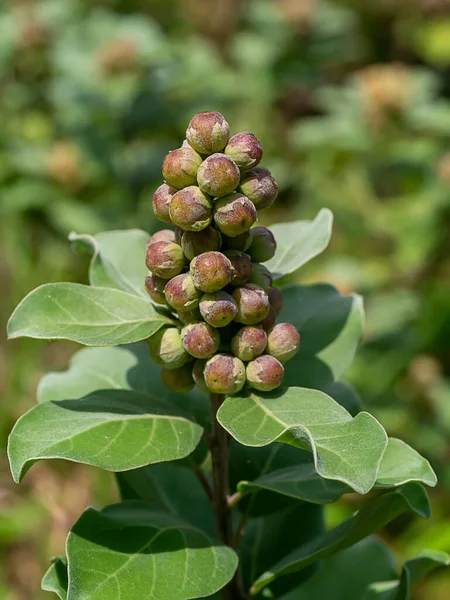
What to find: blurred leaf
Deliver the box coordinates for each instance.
[7,283,171,346]
[41,558,68,600]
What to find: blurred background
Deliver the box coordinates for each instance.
[1,0,450,598]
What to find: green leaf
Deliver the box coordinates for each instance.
[236,438,437,505]
[69,229,150,297]
[364,549,450,600]
[280,537,396,600]
[241,501,324,594]
[66,502,238,600]
[266,209,333,282]
[37,343,211,429]
[376,438,437,488]
[218,387,388,494]
[250,483,431,595]
[281,284,364,382]
[7,283,171,346]
[116,462,216,537]
[8,390,202,483]
[42,557,68,599]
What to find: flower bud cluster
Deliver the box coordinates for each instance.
[145,111,300,394]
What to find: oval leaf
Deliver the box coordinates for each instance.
[281,284,364,383]
[266,209,333,281]
[218,387,388,495]
[66,503,238,600]
[69,229,150,297]
[250,483,431,595]
[8,390,203,483]
[7,283,171,346]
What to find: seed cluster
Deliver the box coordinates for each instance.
[145,111,300,394]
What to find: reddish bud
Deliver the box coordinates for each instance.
[204,354,246,395]
[181,322,220,359]
[186,111,230,155]
[231,325,267,361]
[190,251,233,293]
[145,273,167,305]
[145,240,185,279]
[164,273,202,312]
[199,291,238,328]
[214,193,257,237]
[224,250,252,286]
[224,132,263,171]
[267,323,300,362]
[147,229,177,246]
[197,153,240,198]
[246,355,284,391]
[232,284,270,325]
[169,186,213,232]
[162,146,202,189]
[152,183,176,225]
[149,327,190,369]
[238,167,278,210]
[249,263,273,291]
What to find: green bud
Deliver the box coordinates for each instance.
[266,323,300,362]
[164,273,202,312]
[247,227,276,263]
[147,229,177,246]
[232,284,270,325]
[238,167,278,209]
[145,240,185,279]
[197,153,240,198]
[149,327,190,369]
[152,183,176,225]
[161,364,194,392]
[181,322,220,359]
[261,304,277,332]
[192,359,209,392]
[268,286,284,315]
[162,146,202,189]
[221,231,252,252]
[190,251,232,293]
[231,325,267,361]
[224,250,252,286]
[214,193,257,237]
[249,263,273,291]
[224,132,263,171]
[186,111,230,155]
[177,308,202,324]
[199,291,238,328]
[204,354,246,395]
[246,355,284,391]
[145,273,167,305]
[169,186,213,232]
[181,227,222,261]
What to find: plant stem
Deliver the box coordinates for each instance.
[209,393,247,600]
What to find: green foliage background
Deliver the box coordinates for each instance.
[1,0,449,597]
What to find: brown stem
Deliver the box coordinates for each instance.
[209,393,247,600]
